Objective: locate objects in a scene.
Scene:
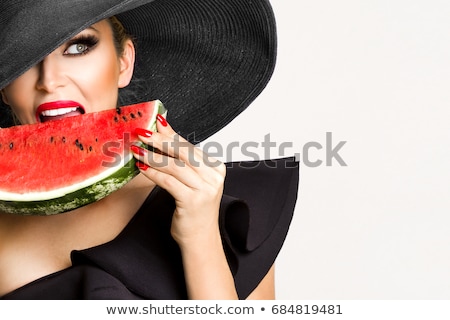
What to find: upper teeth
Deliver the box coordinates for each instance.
[41,107,78,117]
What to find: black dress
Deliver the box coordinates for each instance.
[2,157,299,300]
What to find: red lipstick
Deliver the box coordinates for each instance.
[36,100,85,122]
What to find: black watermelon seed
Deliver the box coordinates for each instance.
[137,111,142,117]
[62,137,66,143]
[114,116,119,122]
[130,113,136,119]
[9,142,13,150]
[50,136,54,143]
[75,139,80,146]
[122,116,127,122]
[89,146,93,152]
[95,138,98,142]
[79,144,84,151]
[116,107,121,115]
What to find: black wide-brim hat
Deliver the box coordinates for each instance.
[0,0,277,142]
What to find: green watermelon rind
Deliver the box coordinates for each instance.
[0,101,166,216]
[0,157,138,215]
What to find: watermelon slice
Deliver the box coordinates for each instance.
[0,100,166,216]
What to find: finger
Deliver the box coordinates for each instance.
[135,118,224,178]
[136,160,194,200]
[148,134,225,187]
[155,114,221,169]
[131,145,204,189]
[137,117,200,163]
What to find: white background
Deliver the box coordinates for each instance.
[204,0,450,299]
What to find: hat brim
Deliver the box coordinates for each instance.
[1,0,277,142]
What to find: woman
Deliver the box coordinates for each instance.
[0,0,299,299]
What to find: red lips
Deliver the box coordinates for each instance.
[36,100,86,123]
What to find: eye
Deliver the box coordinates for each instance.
[63,35,99,56]
[65,43,89,55]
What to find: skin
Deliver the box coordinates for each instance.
[1,22,134,121]
[0,20,274,299]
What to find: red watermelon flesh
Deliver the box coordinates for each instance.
[0,100,166,215]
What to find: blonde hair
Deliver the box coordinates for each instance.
[108,16,133,56]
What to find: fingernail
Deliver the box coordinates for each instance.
[135,128,153,138]
[131,145,146,156]
[136,161,150,171]
[157,114,167,127]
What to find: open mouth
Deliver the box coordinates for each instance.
[36,101,86,123]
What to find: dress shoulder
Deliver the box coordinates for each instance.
[221,157,300,298]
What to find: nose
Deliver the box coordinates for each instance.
[35,55,67,93]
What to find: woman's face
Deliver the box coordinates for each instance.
[1,19,135,124]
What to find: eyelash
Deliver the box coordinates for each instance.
[64,35,99,56]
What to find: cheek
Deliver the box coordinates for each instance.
[1,74,37,121]
[72,54,121,110]
[2,77,29,107]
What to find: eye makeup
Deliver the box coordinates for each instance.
[64,34,99,56]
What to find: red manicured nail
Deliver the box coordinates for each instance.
[136,161,150,171]
[131,145,146,156]
[135,128,153,137]
[157,114,167,127]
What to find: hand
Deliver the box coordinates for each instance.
[132,115,237,299]
[131,114,226,248]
